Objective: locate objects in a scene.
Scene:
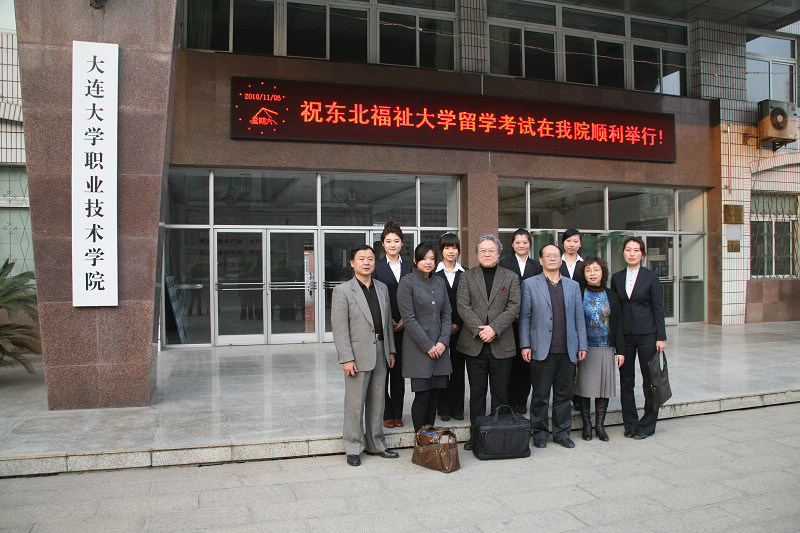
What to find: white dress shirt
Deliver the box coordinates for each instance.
[562,253,584,279]
[435,261,464,287]
[387,256,403,282]
[626,266,640,298]
[516,254,528,277]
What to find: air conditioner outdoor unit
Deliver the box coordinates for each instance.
[758,99,798,142]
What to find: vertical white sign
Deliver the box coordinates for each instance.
[72,41,118,306]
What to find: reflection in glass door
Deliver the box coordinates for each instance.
[215,230,266,344]
[645,236,676,326]
[322,232,369,340]
[269,232,317,343]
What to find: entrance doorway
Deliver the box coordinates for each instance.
[214,230,317,345]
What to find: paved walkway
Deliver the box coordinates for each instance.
[0,402,798,532]
[0,322,799,476]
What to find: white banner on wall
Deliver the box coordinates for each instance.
[71,41,119,306]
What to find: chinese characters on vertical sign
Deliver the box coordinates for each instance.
[72,41,118,306]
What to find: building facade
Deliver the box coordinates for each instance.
[14,0,800,408]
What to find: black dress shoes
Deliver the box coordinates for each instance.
[624,430,635,438]
[365,448,399,458]
[533,439,547,448]
[346,454,361,466]
[633,432,652,440]
[554,438,576,449]
[453,415,464,421]
[440,415,451,421]
[464,440,473,451]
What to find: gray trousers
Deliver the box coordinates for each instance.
[343,344,389,456]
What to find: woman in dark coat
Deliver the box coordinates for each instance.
[610,236,667,440]
[434,232,465,421]
[373,221,412,428]
[575,257,625,441]
[397,242,452,432]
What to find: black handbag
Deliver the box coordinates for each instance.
[647,350,672,410]
[472,405,532,460]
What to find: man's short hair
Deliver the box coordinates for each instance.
[475,234,503,253]
[350,244,376,261]
[539,243,563,257]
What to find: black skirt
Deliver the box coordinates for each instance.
[410,375,448,392]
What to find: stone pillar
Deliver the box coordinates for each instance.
[15,0,178,408]
[460,173,499,268]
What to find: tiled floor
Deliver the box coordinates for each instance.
[0,321,799,475]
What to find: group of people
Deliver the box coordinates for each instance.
[331,221,667,466]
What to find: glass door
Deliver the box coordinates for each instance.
[215,230,266,345]
[322,231,370,341]
[644,235,676,326]
[268,231,317,343]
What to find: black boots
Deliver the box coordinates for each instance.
[578,396,592,441]
[595,397,609,441]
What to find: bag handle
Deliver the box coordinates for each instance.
[656,350,667,371]
[492,404,521,424]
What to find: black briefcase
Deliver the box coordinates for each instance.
[472,405,532,460]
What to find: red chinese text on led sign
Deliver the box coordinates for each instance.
[230,78,676,162]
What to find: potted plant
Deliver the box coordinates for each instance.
[0,259,38,374]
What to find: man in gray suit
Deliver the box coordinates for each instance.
[331,245,400,466]
[457,234,520,450]
[519,244,587,449]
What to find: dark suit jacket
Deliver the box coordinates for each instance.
[433,267,463,329]
[610,267,667,341]
[373,257,412,322]
[580,286,626,354]
[456,265,520,358]
[499,254,542,280]
[560,259,584,286]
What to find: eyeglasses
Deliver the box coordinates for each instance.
[542,254,560,260]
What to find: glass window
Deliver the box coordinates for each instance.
[772,62,794,102]
[662,50,687,96]
[420,176,458,227]
[164,228,211,344]
[321,174,416,226]
[597,40,624,89]
[498,179,526,229]
[487,0,555,25]
[168,169,210,225]
[530,181,604,230]
[562,7,624,36]
[679,189,704,231]
[419,18,454,70]
[631,19,687,46]
[186,0,230,51]
[747,58,770,103]
[287,3,326,59]
[752,192,798,215]
[633,45,660,92]
[380,12,416,66]
[524,31,555,81]
[746,34,795,59]
[750,221,773,276]
[233,0,274,55]
[214,170,317,225]
[565,35,594,85]
[379,0,455,12]
[608,186,674,231]
[490,26,522,77]
[331,8,368,62]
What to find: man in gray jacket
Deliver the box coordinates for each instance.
[331,245,399,466]
[457,234,520,450]
[519,244,587,449]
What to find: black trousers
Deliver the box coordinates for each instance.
[465,343,512,428]
[530,352,574,441]
[620,332,659,435]
[508,350,532,408]
[437,342,466,418]
[384,330,405,421]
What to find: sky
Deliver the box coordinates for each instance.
[0,0,15,33]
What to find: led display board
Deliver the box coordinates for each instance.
[231,77,676,163]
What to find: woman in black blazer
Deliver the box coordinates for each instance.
[373,221,412,428]
[610,236,667,440]
[434,233,465,421]
[498,228,541,414]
